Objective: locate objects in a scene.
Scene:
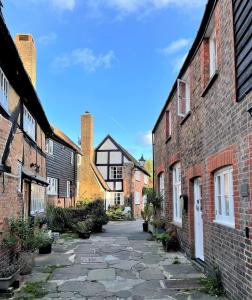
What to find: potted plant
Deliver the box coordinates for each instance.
[152,216,166,234]
[75,219,93,239]
[7,218,42,275]
[141,203,152,232]
[163,228,180,251]
[38,232,53,255]
[0,261,20,290]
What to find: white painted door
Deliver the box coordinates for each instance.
[194,178,204,261]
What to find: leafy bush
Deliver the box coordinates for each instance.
[0,261,19,278]
[75,219,93,233]
[141,203,152,223]
[46,206,71,232]
[200,268,225,296]
[154,232,170,242]
[106,206,125,220]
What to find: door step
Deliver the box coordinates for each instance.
[163,278,202,290]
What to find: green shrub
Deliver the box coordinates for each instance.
[200,268,225,296]
[46,205,71,232]
[106,206,125,220]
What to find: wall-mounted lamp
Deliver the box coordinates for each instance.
[247,106,252,118]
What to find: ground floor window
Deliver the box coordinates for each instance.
[134,192,140,205]
[158,172,165,215]
[67,181,71,198]
[173,163,182,224]
[214,166,234,227]
[114,192,123,205]
[30,183,46,215]
[47,177,58,195]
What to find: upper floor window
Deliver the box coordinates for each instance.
[114,192,123,205]
[159,172,165,215]
[173,163,182,224]
[214,166,234,227]
[110,166,123,179]
[165,110,172,139]
[47,177,58,196]
[17,161,22,192]
[135,170,141,182]
[209,28,217,78]
[144,174,148,185]
[45,139,53,155]
[70,152,74,165]
[177,70,190,117]
[0,67,9,112]
[23,106,35,140]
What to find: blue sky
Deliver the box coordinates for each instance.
[4,0,206,160]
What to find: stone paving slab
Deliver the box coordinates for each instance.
[13,220,227,300]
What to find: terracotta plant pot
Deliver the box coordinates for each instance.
[39,243,52,255]
[143,222,148,232]
[78,232,90,239]
[19,252,35,275]
[0,269,20,290]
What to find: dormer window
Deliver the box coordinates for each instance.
[45,139,53,155]
[0,67,9,112]
[23,106,36,140]
[177,69,190,117]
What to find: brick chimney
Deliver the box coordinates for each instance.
[81,112,94,161]
[15,34,36,87]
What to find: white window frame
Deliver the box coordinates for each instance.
[177,71,190,117]
[173,163,182,224]
[144,174,148,185]
[110,166,123,179]
[76,181,80,197]
[70,152,74,165]
[135,170,141,182]
[214,166,234,228]
[135,191,140,205]
[159,172,165,215]
[47,177,58,196]
[45,139,53,155]
[209,28,217,78]
[30,184,46,215]
[114,192,123,205]
[67,180,71,198]
[0,67,9,112]
[23,106,36,141]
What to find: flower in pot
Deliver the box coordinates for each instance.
[141,203,152,232]
[76,219,93,239]
[0,261,20,290]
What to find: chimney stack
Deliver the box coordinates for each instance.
[81,112,94,161]
[15,34,36,87]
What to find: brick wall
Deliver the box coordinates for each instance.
[153,0,252,298]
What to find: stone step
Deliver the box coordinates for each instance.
[163,278,202,290]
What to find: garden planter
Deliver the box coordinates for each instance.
[143,222,148,232]
[92,224,103,233]
[0,269,20,290]
[78,232,90,239]
[39,243,52,254]
[163,236,180,252]
[19,252,35,275]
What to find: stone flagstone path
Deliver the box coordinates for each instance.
[13,220,227,299]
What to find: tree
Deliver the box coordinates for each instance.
[144,159,153,188]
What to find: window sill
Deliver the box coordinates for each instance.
[165,135,171,144]
[180,111,191,126]
[201,71,219,97]
[213,219,235,229]
[171,221,182,228]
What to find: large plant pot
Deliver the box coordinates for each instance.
[164,236,180,252]
[19,252,35,275]
[143,222,148,232]
[92,224,103,233]
[39,244,52,255]
[78,232,90,239]
[0,270,20,290]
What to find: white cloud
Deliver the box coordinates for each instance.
[87,0,206,17]
[52,48,116,72]
[172,52,188,73]
[139,130,152,146]
[38,32,57,45]
[52,0,76,11]
[159,38,190,55]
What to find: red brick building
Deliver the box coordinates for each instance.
[0,14,52,263]
[153,0,252,299]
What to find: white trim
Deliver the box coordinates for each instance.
[23,105,36,140]
[45,139,53,155]
[177,76,190,117]
[110,166,123,179]
[214,166,234,228]
[67,180,71,198]
[47,177,58,196]
[0,67,9,112]
[173,163,182,224]
[209,28,217,77]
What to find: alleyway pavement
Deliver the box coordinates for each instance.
[14,220,227,299]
